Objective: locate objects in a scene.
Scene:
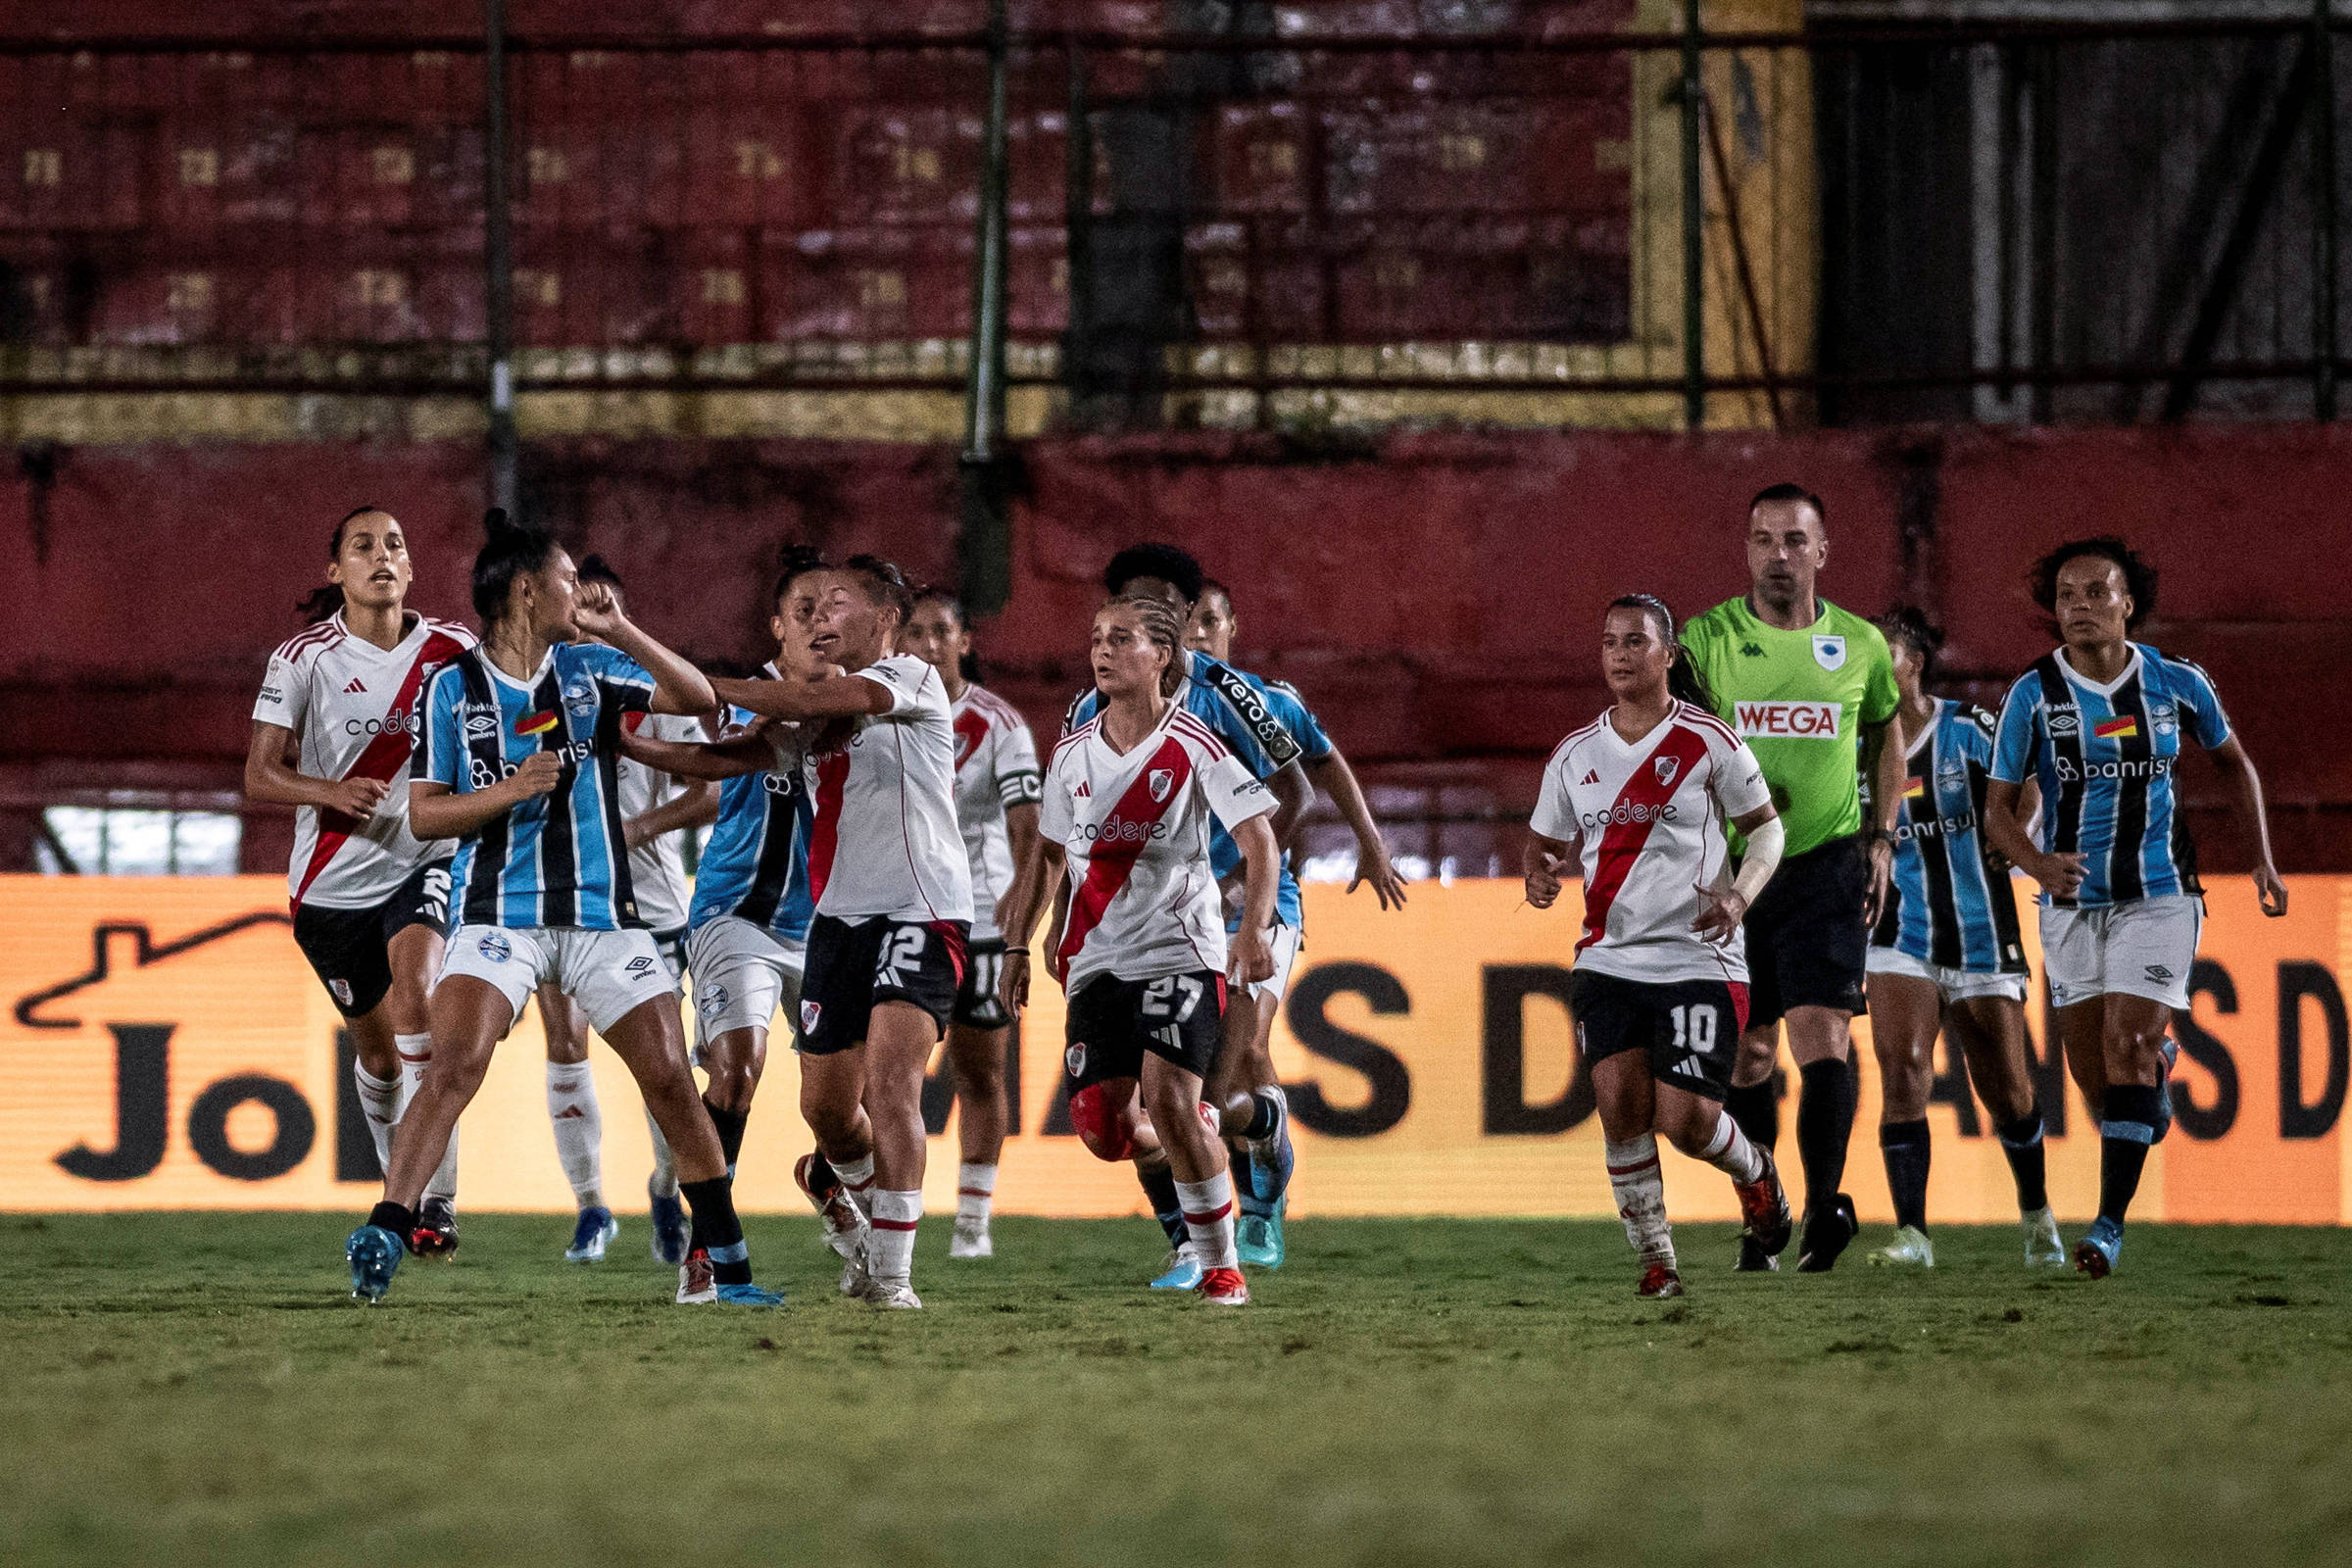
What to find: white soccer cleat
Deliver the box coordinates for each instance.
[861,1280,923,1310]
[676,1249,717,1304]
[838,1250,872,1298]
[1869,1225,1936,1267]
[949,1217,994,1259]
[2022,1206,2066,1268]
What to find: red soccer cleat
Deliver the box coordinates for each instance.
[408,1198,459,1260]
[1195,1266,1250,1306]
[1638,1261,1684,1298]
[1735,1149,1794,1260]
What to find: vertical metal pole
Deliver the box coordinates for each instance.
[1681,0,1706,429]
[1063,38,1093,404]
[484,0,517,514]
[958,0,1014,615]
[2316,0,2338,419]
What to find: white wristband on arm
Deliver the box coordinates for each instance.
[1730,815,1786,907]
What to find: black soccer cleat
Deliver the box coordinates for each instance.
[1734,1234,1781,1272]
[1795,1193,1860,1273]
[409,1196,460,1260]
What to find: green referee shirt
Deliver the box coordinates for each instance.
[1681,597,1899,857]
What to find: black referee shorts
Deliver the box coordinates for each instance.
[1740,835,1871,1029]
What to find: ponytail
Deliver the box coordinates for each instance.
[470,507,560,627]
[293,504,387,624]
[1609,593,1715,712]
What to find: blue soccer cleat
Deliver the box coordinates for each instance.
[346,1224,404,1303]
[714,1282,786,1307]
[1247,1091,1295,1207]
[1237,1196,1287,1269]
[2074,1215,2125,1279]
[564,1205,619,1263]
[648,1179,689,1266]
[1150,1245,1203,1291]
[2153,1037,2180,1143]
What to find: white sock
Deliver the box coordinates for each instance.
[1697,1112,1766,1185]
[645,1106,679,1200]
[956,1162,997,1225]
[1604,1136,1675,1268]
[1175,1172,1239,1270]
[867,1190,922,1285]
[545,1059,604,1209]
[835,1152,876,1216]
[396,1034,461,1204]
[354,1060,400,1173]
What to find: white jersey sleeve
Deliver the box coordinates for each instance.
[855,653,936,717]
[253,644,312,732]
[1708,733,1774,820]
[1528,727,1593,843]
[1201,750,1277,835]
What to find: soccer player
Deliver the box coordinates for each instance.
[998,593,1282,1307]
[1984,537,2287,1278]
[898,588,1042,1260]
[344,509,780,1307]
[1682,483,1903,1273]
[1523,595,1792,1298]
[532,555,718,1266]
[246,506,468,1254]
[1037,542,1310,1289]
[1183,576,1407,1266]
[708,556,977,1310]
[1864,609,2060,1269]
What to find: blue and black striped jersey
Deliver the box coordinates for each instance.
[1872,699,2027,974]
[689,671,815,942]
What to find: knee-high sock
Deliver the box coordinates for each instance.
[1696,1111,1766,1185]
[645,1106,679,1200]
[1140,1165,1186,1247]
[1879,1117,1932,1233]
[956,1162,997,1225]
[354,1059,401,1173]
[545,1059,605,1210]
[395,1034,459,1204]
[2098,1084,2163,1224]
[679,1175,751,1286]
[867,1190,922,1285]
[1725,1075,1780,1153]
[1997,1109,2049,1213]
[1604,1136,1675,1268]
[1795,1057,1858,1214]
[702,1097,748,1178]
[833,1152,876,1217]
[1175,1173,1239,1271]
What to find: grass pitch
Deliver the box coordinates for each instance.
[3,1213,2349,1568]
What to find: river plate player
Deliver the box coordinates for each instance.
[1682,483,1904,1273]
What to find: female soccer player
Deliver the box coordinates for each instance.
[1522,595,1793,1298]
[996,594,1281,1306]
[1985,537,2287,1278]
[707,557,975,1310]
[1864,609,2058,1270]
[247,506,469,1253]
[899,588,1042,1260]
[343,510,780,1308]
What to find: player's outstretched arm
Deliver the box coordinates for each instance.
[623,776,719,852]
[1307,746,1406,910]
[571,580,715,716]
[2210,735,2288,916]
[710,668,895,723]
[1228,813,1282,984]
[1263,758,1313,850]
[614,725,773,782]
[244,720,388,819]
[1522,831,1572,909]
[409,760,561,840]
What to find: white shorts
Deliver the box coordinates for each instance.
[2039,895,2202,1011]
[439,924,679,1035]
[1866,944,2030,1004]
[1245,921,1303,1005]
[687,915,808,1042]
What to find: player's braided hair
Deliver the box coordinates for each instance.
[1107,592,1188,698]
[2029,535,2158,634]
[1610,593,1715,712]
[296,505,390,623]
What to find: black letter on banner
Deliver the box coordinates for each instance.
[1481,965,1592,1135]
[1284,963,1411,1138]
[2172,959,2240,1141]
[188,1074,317,1181]
[334,1029,383,1182]
[1927,1028,1981,1137]
[2278,961,2349,1140]
[56,1024,172,1181]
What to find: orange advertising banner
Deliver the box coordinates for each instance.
[3,875,2347,1223]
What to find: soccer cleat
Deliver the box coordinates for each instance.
[1246,1090,1295,1206]
[648,1179,689,1266]
[564,1205,618,1263]
[2074,1216,2124,1279]
[1196,1266,1250,1306]
[861,1280,923,1310]
[1236,1195,1288,1269]
[676,1248,717,1304]
[839,1254,872,1298]
[2023,1206,2067,1268]
[346,1224,404,1302]
[1795,1194,1861,1273]
[950,1216,994,1259]
[409,1197,459,1259]
[795,1152,870,1264]
[2152,1037,2180,1143]
[1733,1149,1794,1261]
[1637,1262,1684,1298]
[1150,1245,1203,1291]
[713,1282,786,1307]
[1869,1225,1936,1267]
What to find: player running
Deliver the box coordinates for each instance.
[1183,576,1406,1267]
[246,506,468,1254]
[1864,609,2060,1269]
[898,588,1042,1260]
[344,509,780,1307]
[707,556,976,1310]
[532,556,718,1265]
[998,593,1283,1306]
[1984,537,2287,1279]
[1682,483,1903,1273]
[1523,595,1792,1298]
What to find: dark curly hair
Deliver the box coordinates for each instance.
[470,507,562,626]
[1875,605,1945,678]
[1103,541,1205,606]
[2029,536,2158,633]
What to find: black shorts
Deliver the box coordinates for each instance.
[291,859,455,1018]
[1062,970,1227,1091]
[795,914,969,1056]
[955,938,1011,1030]
[1569,968,1749,1102]
[1740,835,1871,1028]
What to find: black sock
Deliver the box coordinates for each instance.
[1237,1089,1282,1141]
[2098,1084,2163,1224]
[1795,1058,1858,1215]
[1725,1077,1780,1152]
[1878,1118,1932,1233]
[1996,1109,2049,1212]
[368,1200,416,1237]
[1140,1165,1185,1247]
[680,1175,753,1285]
[702,1097,749,1171]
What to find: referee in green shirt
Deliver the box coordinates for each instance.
[1683,483,1904,1273]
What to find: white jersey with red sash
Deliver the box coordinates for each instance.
[803,653,975,925]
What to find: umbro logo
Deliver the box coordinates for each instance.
[1740,643,1765,658]
[2144,964,2175,983]
[343,677,368,694]
[1580,770,1600,786]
